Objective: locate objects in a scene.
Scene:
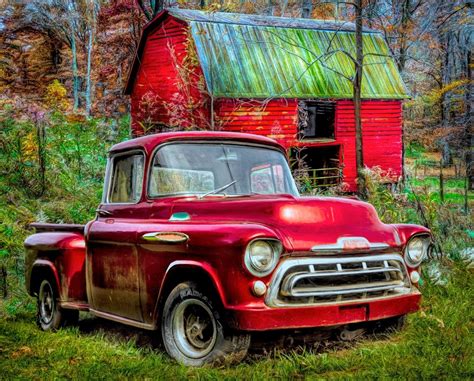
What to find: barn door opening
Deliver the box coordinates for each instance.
[298,101,336,141]
[290,145,342,190]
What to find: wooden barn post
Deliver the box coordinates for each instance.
[354,0,366,197]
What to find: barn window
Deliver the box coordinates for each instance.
[299,101,336,140]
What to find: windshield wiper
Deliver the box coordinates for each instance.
[198,180,237,199]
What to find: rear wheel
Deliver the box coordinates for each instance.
[161,282,250,366]
[36,279,78,331]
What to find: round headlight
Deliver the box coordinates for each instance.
[405,236,429,267]
[245,239,281,277]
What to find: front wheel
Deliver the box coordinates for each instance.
[161,282,250,366]
[37,279,78,331]
[372,315,407,334]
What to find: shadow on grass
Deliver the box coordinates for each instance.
[73,312,400,362]
[76,313,158,350]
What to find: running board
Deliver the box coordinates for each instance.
[60,301,90,311]
[89,308,157,331]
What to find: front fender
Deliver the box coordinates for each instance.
[392,224,431,246]
[158,260,226,305]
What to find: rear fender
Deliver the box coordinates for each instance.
[24,232,86,302]
[29,259,61,297]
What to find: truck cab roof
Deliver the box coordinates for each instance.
[109,131,285,155]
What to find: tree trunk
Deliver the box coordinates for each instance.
[280,0,288,16]
[1,265,7,299]
[354,0,365,197]
[302,0,312,18]
[264,0,275,15]
[71,32,79,111]
[36,119,46,197]
[85,26,93,116]
[396,0,411,73]
[465,47,473,194]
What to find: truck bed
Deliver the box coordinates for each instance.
[29,222,85,233]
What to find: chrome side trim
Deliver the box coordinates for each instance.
[60,301,89,311]
[90,309,157,330]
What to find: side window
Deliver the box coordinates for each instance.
[250,164,285,194]
[108,153,144,203]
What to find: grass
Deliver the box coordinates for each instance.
[406,172,473,207]
[1,264,472,380]
[405,143,426,160]
[410,176,467,189]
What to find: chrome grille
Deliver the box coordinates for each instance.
[266,254,411,307]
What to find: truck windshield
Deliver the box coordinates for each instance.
[148,143,299,197]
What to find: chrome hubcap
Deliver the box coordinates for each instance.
[172,299,217,359]
[39,282,54,324]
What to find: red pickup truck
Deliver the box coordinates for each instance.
[25,131,430,366]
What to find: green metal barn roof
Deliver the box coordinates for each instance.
[170,10,408,99]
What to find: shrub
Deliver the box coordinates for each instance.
[0,103,130,316]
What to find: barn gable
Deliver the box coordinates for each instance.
[126,9,409,100]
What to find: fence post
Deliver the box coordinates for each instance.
[1,265,7,299]
[465,170,469,214]
[439,159,444,203]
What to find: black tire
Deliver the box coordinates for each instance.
[161,281,251,366]
[36,278,78,331]
[387,315,407,331]
[377,315,407,333]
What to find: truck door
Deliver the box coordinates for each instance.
[86,151,144,322]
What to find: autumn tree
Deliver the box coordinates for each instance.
[136,0,166,20]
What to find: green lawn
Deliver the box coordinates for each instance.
[1,265,472,380]
[406,175,473,206]
[409,176,468,189]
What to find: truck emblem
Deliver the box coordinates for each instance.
[311,237,389,253]
[169,212,191,221]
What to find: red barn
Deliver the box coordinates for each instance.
[125,9,409,191]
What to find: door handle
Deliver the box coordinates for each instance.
[142,232,189,243]
[96,209,112,217]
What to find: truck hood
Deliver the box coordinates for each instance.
[170,195,400,252]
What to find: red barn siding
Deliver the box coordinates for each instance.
[130,17,209,135]
[215,99,298,148]
[336,100,403,191]
[216,99,402,192]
